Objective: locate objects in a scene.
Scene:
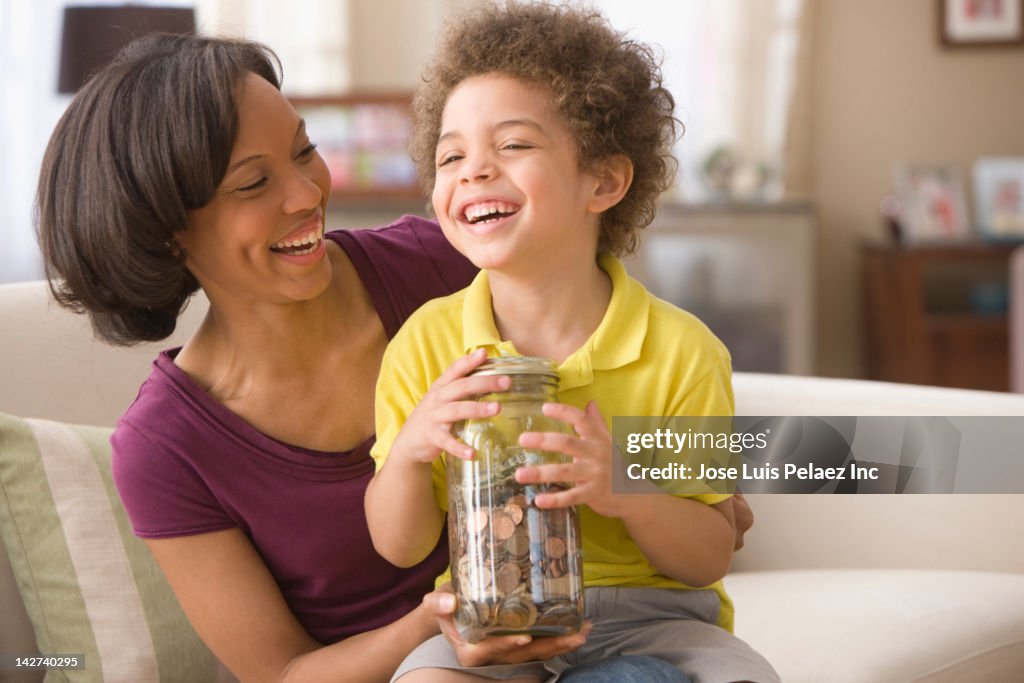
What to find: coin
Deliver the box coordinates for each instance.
[504,501,524,525]
[544,536,566,559]
[496,597,538,628]
[466,509,489,535]
[492,510,516,540]
[495,561,522,595]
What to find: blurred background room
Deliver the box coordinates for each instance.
[2,0,1023,390]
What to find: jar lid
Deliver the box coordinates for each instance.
[472,355,559,380]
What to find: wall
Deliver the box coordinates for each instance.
[808,0,1024,377]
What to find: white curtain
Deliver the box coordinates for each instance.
[0,0,68,283]
[594,0,806,202]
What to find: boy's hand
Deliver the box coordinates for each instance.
[390,348,510,464]
[514,400,626,517]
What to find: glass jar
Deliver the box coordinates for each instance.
[448,355,585,643]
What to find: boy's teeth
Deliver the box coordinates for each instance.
[464,201,518,222]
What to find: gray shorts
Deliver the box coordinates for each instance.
[392,586,780,683]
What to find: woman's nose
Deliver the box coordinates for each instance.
[282,167,324,214]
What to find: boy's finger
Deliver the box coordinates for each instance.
[439,433,474,460]
[518,431,585,457]
[435,399,501,424]
[531,486,585,509]
[515,462,576,485]
[433,348,489,386]
[541,401,609,440]
[441,373,511,401]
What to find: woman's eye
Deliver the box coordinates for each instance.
[298,142,318,158]
[237,177,268,192]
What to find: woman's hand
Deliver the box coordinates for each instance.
[514,400,627,518]
[389,348,509,464]
[421,586,590,666]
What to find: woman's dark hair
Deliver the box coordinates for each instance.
[36,34,281,345]
[411,1,680,256]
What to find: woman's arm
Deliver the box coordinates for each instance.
[147,529,588,682]
[146,529,437,683]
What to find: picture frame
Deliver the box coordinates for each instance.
[892,164,972,244]
[939,0,1024,47]
[973,157,1024,240]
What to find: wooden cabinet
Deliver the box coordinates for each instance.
[862,243,1014,391]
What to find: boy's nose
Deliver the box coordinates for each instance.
[459,155,496,184]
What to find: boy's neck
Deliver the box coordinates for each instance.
[488,255,612,364]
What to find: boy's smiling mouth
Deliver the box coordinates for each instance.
[460,200,521,225]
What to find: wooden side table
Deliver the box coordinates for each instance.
[862,242,1015,391]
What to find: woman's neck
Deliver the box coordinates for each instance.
[488,255,612,364]
[177,242,378,396]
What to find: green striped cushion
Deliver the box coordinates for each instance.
[0,413,218,682]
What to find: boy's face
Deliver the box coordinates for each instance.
[431,73,603,277]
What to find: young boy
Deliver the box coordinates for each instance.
[365,3,779,682]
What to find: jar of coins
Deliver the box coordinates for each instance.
[448,355,585,643]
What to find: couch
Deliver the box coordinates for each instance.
[2,279,1024,683]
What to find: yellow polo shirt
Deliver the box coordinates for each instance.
[371,254,736,631]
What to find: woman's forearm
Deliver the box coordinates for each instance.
[281,603,436,683]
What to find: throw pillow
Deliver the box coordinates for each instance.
[0,412,218,682]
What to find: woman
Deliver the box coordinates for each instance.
[36,34,746,682]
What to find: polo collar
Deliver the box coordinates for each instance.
[460,254,649,391]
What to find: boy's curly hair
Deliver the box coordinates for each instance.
[411,1,680,256]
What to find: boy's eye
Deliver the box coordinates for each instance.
[502,143,532,151]
[438,153,463,167]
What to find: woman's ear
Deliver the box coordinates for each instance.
[586,155,634,214]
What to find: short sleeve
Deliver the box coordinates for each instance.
[671,357,735,506]
[111,421,235,538]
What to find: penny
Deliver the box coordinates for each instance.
[466,509,489,535]
[496,597,538,628]
[504,528,531,561]
[544,536,566,559]
[495,562,521,595]
[504,502,524,525]
[492,511,516,540]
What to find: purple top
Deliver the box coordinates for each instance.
[112,216,477,644]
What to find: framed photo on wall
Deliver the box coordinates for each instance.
[892,164,972,243]
[973,158,1024,240]
[939,0,1024,47]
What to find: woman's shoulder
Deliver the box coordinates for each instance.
[327,215,473,279]
[327,215,477,337]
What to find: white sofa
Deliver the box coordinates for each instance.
[2,279,1024,683]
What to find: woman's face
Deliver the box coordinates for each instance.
[177,72,332,305]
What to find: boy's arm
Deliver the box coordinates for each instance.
[516,357,739,587]
[517,401,736,587]
[366,348,510,567]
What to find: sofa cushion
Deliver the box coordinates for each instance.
[0,412,218,682]
[727,568,1024,683]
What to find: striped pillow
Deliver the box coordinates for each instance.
[0,413,219,682]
